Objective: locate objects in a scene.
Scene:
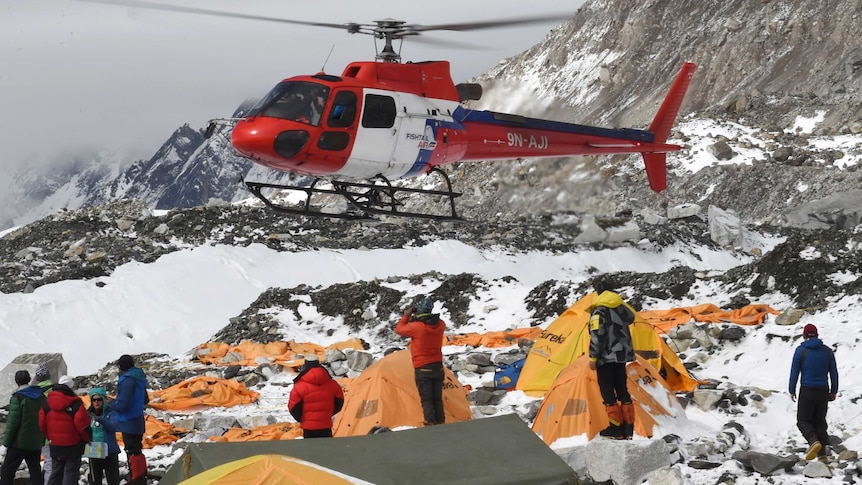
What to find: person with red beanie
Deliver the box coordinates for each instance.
[109,355,149,484]
[789,323,839,462]
[395,297,447,426]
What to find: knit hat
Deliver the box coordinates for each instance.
[89,387,107,400]
[34,364,50,382]
[593,278,616,295]
[58,375,74,390]
[14,370,31,386]
[416,297,434,314]
[803,323,818,338]
[304,353,319,362]
[117,354,135,372]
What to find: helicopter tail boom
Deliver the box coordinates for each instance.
[641,61,698,192]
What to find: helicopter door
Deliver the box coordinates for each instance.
[346,91,399,178]
[388,92,439,177]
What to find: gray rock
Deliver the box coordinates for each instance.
[0,353,67,405]
[802,460,832,478]
[645,466,683,485]
[586,439,670,485]
[708,205,743,248]
[345,350,375,372]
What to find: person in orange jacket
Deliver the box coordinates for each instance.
[288,354,344,438]
[396,297,447,426]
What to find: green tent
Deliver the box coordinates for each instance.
[161,414,579,485]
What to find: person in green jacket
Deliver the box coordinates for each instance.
[0,370,46,485]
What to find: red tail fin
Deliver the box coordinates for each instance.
[643,62,697,192]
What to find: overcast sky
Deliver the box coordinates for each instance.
[0,0,579,166]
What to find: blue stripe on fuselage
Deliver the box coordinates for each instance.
[451,106,655,143]
[404,118,464,177]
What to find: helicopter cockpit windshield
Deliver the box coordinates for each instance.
[247,81,330,126]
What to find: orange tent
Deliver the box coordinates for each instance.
[531,355,687,444]
[149,376,259,411]
[178,454,370,485]
[332,350,472,436]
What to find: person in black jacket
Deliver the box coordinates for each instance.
[588,278,636,440]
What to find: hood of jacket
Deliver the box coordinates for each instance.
[295,365,334,386]
[120,366,147,383]
[14,385,44,400]
[46,386,79,411]
[417,313,441,325]
[801,337,825,349]
[589,291,626,311]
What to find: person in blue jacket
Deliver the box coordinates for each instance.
[109,355,148,485]
[789,323,838,462]
[87,388,120,485]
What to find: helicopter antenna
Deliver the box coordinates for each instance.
[320,45,335,72]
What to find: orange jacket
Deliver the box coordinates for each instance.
[396,314,446,368]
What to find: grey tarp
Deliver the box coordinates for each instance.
[160,414,579,484]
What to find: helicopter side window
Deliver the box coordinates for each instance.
[361,94,396,129]
[327,91,358,128]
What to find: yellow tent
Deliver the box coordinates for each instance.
[333,350,472,436]
[531,355,687,444]
[515,292,698,397]
[178,454,371,485]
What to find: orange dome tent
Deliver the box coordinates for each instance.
[531,354,687,444]
[333,350,471,436]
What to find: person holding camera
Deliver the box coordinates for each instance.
[395,297,447,426]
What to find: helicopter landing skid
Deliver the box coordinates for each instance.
[244,168,462,221]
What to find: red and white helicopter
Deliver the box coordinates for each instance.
[85,1,697,220]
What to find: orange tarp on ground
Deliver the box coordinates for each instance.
[332,349,472,437]
[211,422,303,443]
[640,304,779,333]
[444,327,543,348]
[531,355,688,444]
[115,415,185,450]
[195,339,366,367]
[148,376,259,410]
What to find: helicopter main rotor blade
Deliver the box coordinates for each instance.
[405,13,571,33]
[74,0,353,31]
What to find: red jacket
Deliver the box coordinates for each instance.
[38,387,91,447]
[288,365,344,431]
[396,313,446,368]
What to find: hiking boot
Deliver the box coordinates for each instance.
[599,423,623,439]
[621,423,634,440]
[805,441,822,460]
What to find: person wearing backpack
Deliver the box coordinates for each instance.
[32,364,54,481]
[38,376,91,485]
[0,370,46,485]
[109,355,148,485]
[789,323,839,462]
[588,278,637,440]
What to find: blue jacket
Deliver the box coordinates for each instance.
[110,367,148,434]
[789,338,838,394]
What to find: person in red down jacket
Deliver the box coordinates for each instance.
[288,354,344,438]
[38,375,91,485]
[396,296,447,426]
